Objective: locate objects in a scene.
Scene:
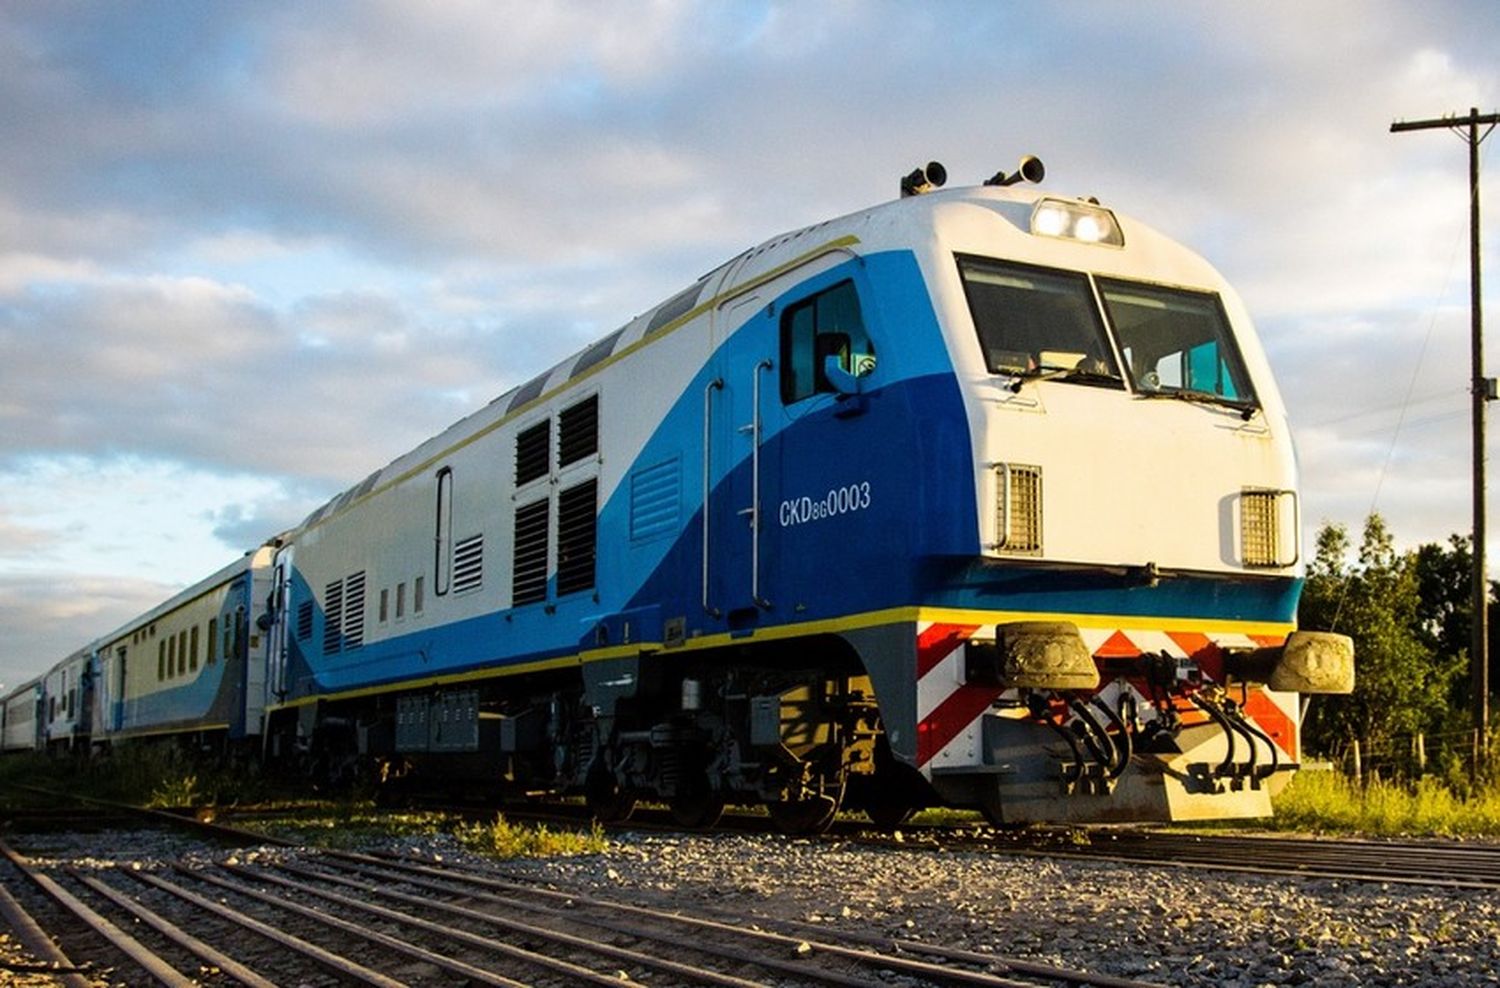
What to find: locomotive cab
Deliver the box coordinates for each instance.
[887,175,1355,823]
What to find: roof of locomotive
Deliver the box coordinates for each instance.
[293,181,1226,533]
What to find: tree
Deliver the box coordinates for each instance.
[1299,515,1462,753]
[1410,533,1500,718]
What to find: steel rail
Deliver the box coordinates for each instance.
[349,850,1152,988]
[165,865,520,988]
[964,829,1500,889]
[193,863,552,988]
[225,863,678,988]
[307,853,900,988]
[128,869,410,988]
[0,874,93,988]
[68,869,279,988]
[268,857,776,988]
[0,837,194,988]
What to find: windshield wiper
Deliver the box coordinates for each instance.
[1135,388,1259,420]
[1005,366,1124,392]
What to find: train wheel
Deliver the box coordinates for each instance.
[768,794,839,836]
[669,781,725,830]
[864,801,916,830]
[585,765,637,823]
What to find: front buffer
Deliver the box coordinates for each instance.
[895,615,1353,824]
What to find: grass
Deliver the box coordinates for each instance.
[235,806,611,859]
[1267,769,1500,838]
[453,814,610,859]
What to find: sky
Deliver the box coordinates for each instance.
[1,1,1498,688]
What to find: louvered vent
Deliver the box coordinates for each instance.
[995,464,1043,555]
[453,534,484,594]
[296,601,314,642]
[323,579,344,655]
[556,479,597,596]
[630,457,680,542]
[343,571,366,649]
[513,499,550,605]
[516,421,551,486]
[558,395,598,467]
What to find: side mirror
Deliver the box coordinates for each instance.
[823,355,861,395]
[816,332,876,396]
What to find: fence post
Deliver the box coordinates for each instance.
[1351,737,1363,784]
[1414,733,1427,776]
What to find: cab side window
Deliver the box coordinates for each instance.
[780,280,872,404]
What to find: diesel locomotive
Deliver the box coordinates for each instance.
[3,159,1354,831]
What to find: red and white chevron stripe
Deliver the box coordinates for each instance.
[913,621,1298,772]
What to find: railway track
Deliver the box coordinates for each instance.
[0,795,1155,987]
[475,800,1500,891]
[961,826,1500,890]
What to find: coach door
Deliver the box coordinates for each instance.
[267,546,294,703]
[113,647,127,731]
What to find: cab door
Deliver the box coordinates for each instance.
[704,346,777,625]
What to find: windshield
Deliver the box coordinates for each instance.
[957,256,1122,384]
[1099,280,1256,405]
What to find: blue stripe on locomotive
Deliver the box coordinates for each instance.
[288,249,1299,697]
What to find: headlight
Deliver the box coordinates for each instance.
[1029,198,1124,247]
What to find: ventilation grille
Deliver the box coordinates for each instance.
[558,395,598,467]
[630,457,680,542]
[556,479,597,596]
[323,579,344,655]
[453,535,484,594]
[296,601,314,642]
[343,571,366,649]
[516,421,551,486]
[1241,488,1294,568]
[513,499,550,605]
[995,464,1043,555]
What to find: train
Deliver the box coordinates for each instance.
[1,158,1354,831]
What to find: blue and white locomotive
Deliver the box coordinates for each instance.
[5,159,1353,829]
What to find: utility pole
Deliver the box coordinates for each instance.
[1391,108,1499,753]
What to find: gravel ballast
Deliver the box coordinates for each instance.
[491,830,1500,988]
[7,824,1498,987]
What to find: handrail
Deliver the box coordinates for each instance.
[701,378,723,617]
[750,360,773,608]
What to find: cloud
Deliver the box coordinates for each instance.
[0,573,179,691]
[1,0,1498,685]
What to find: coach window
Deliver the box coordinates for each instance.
[780,280,873,404]
[435,467,454,596]
[208,618,218,664]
